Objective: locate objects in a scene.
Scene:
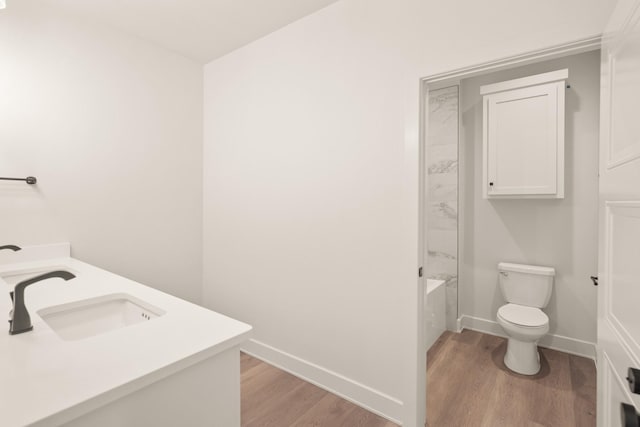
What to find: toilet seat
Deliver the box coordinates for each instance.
[497,303,548,328]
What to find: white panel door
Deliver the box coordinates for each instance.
[598,0,640,425]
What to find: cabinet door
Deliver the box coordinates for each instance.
[484,81,564,198]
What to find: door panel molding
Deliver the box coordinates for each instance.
[604,201,640,366]
[606,5,640,169]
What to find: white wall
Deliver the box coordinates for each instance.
[0,1,203,302]
[459,51,600,352]
[202,0,613,424]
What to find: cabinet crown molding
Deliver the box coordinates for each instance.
[480,68,569,96]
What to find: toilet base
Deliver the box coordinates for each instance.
[503,338,541,375]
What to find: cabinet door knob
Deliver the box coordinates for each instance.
[621,403,640,427]
[489,182,494,186]
[627,368,640,394]
[591,276,598,286]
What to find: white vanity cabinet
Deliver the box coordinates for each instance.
[481,69,568,199]
[0,253,252,427]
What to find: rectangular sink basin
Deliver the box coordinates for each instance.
[37,293,165,341]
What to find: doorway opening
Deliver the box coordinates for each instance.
[419,38,601,426]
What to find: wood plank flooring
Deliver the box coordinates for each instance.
[426,330,596,427]
[241,330,596,427]
[241,352,397,427]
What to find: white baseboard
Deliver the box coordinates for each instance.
[241,339,403,425]
[455,317,463,333]
[458,315,597,360]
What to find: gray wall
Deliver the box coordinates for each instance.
[459,50,600,346]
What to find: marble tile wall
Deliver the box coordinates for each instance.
[427,86,458,331]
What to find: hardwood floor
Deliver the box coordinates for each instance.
[241,330,596,427]
[241,352,397,427]
[426,330,596,427]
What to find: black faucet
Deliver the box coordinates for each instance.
[9,271,76,335]
[0,245,21,252]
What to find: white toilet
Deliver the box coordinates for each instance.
[496,262,555,375]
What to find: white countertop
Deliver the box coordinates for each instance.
[0,256,252,427]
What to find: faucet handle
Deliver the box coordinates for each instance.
[7,291,13,323]
[9,270,75,335]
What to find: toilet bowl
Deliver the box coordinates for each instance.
[497,303,549,375]
[496,262,554,376]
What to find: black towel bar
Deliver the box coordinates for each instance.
[0,176,37,184]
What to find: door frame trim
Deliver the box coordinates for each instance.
[421,35,601,87]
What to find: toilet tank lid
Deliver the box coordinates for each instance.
[498,262,555,276]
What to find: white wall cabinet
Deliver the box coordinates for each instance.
[481,69,568,199]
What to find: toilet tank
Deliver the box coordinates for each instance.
[498,262,555,308]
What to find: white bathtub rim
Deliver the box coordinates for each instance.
[425,278,446,294]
